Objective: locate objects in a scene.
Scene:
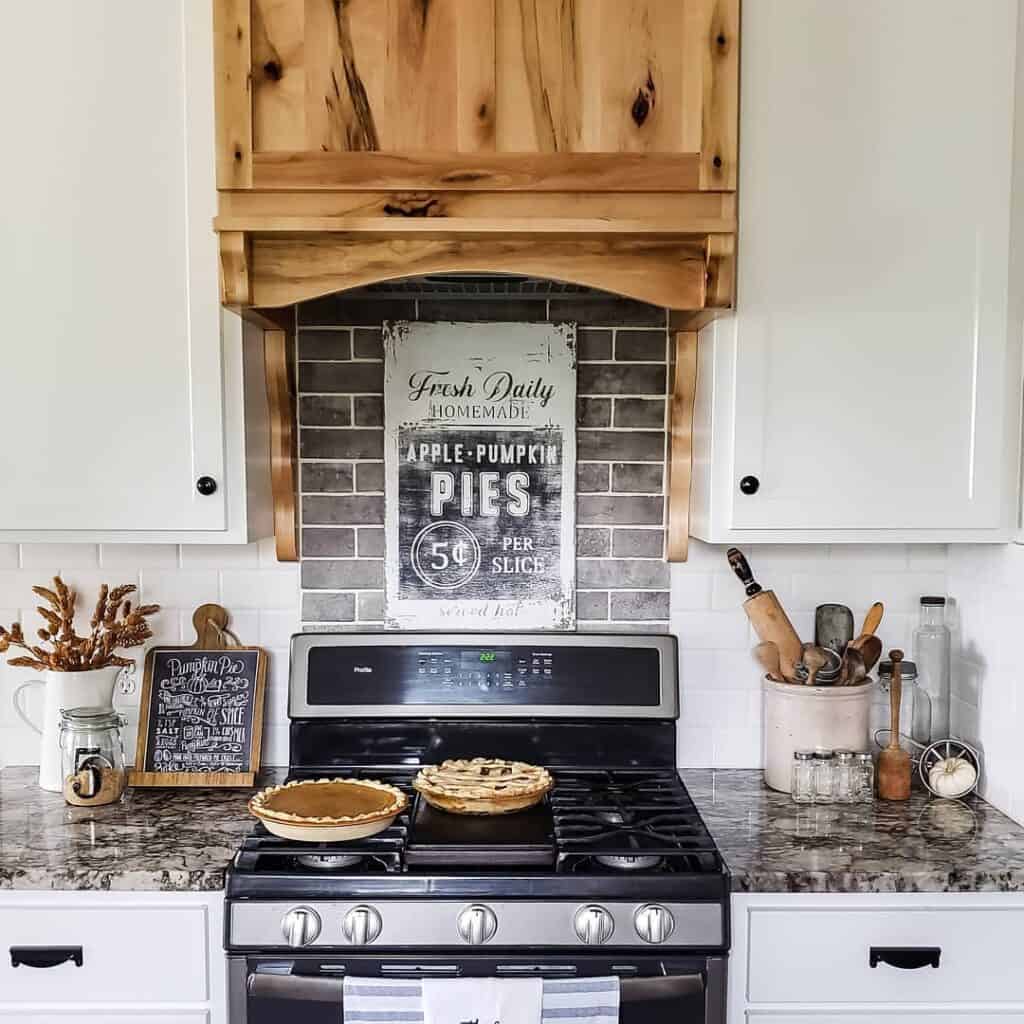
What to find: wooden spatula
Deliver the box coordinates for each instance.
[877,649,911,800]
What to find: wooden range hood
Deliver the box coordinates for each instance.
[211,0,739,560]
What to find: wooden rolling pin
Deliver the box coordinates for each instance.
[726,549,803,681]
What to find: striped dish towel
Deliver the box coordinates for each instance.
[541,977,620,1023]
[342,975,621,1024]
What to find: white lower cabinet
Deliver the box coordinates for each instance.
[0,892,225,1023]
[730,893,1024,1022]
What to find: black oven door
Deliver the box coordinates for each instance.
[231,954,726,1024]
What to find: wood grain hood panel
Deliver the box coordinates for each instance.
[211,0,739,316]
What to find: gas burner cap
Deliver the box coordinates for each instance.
[294,852,362,871]
[595,853,665,872]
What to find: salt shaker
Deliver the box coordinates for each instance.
[854,752,875,803]
[791,750,815,803]
[834,750,856,803]
[812,750,835,803]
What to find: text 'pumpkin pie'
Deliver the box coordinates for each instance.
[413,758,553,815]
[249,777,408,842]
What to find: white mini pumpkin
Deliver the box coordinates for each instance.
[928,756,978,799]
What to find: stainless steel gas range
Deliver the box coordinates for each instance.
[226,632,729,1023]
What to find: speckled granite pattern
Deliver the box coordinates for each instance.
[0,766,283,891]
[683,769,1024,893]
[5,766,1024,893]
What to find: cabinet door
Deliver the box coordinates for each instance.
[725,0,1018,533]
[0,0,226,532]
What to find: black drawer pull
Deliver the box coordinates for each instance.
[869,946,940,970]
[10,946,83,969]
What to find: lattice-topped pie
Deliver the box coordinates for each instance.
[414,758,553,815]
[249,777,408,842]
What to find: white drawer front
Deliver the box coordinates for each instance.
[0,904,208,1004]
[747,906,1024,1004]
[0,1016,208,1023]
[748,1016,1024,1023]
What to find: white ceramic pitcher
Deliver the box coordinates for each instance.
[13,667,123,792]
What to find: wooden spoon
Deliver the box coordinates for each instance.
[858,634,883,674]
[753,641,785,682]
[860,602,884,638]
[801,645,830,686]
[877,649,911,800]
[839,647,866,687]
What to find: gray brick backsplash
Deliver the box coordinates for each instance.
[576,463,610,493]
[354,395,384,426]
[613,528,664,558]
[612,463,664,493]
[303,494,384,525]
[301,527,355,558]
[299,328,351,360]
[355,462,385,492]
[577,591,609,621]
[299,362,385,394]
[301,428,384,460]
[300,296,415,326]
[301,462,353,493]
[358,527,386,557]
[577,431,664,462]
[577,328,613,361]
[549,296,666,327]
[299,395,351,427]
[357,591,385,621]
[303,559,385,590]
[353,327,384,359]
[576,528,610,557]
[577,364,666,396]
[419,298,548,322]
[577,559,669,589]
[614,330,667,362]
[610,591,670,620]
[614,398,665,429]
[577,397,611,428]
[577,495,664,526]
[296,290,673,628]
[302,592,356,622]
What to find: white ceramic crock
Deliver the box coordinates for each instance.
[763,676,875,792]
[13,666,122,792]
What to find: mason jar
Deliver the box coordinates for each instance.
[59,706,128,807]
[791,750,816,803]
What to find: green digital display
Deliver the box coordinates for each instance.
[479,652,497,663]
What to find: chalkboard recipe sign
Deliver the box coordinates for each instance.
[130,642,267,787]
[384,321,577,630]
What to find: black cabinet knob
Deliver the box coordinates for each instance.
[196,476,218,496]
[739,475,760,495]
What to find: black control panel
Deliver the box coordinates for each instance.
[305,643,662,707]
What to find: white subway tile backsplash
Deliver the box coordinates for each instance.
[181,542,262,568]
[100,544,179,569]
[221,568,299,609]
[139,569,219,609]
[19,543,99,569]
[0,546,19,569]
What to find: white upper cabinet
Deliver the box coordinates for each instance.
[691,0,1023,543]
[0,1,267,542]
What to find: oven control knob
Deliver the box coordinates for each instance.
[343,905,383,945]
[574,905,615,945]
[457,904,498,945]
[281,906,321,947]
[634,904,675,944]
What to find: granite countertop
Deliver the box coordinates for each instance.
[684,769,1024,893]
[0,766,280,891]
[4,766,1024,893]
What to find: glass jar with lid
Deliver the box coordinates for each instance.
[791,750,815,803]
[854,752,875,803]
[59,706,128,807]
[878,659,931,747]
[812,750,835,803]
[833,750,857,803]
